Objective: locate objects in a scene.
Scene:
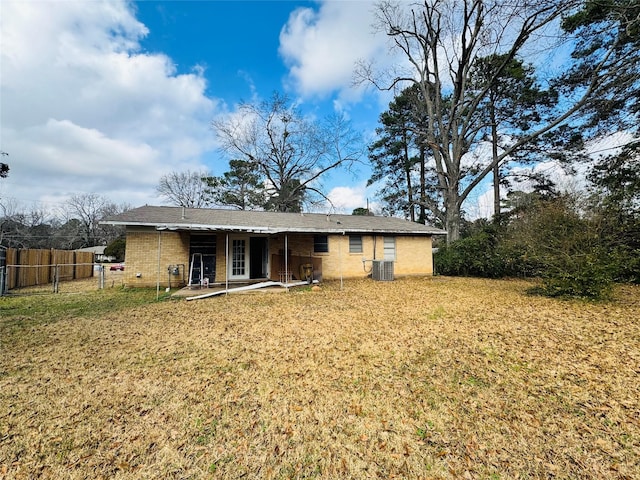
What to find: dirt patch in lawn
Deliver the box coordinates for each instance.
[1,277,639,479]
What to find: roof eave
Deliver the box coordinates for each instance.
[101,220,444,235]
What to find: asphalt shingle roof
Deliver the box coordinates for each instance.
[102,206,446,236]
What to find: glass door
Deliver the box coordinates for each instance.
[229,237,249,280]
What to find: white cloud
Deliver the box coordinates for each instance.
[0,0,218,211]
[508,132,635,197]
[279,1,388,104]
[324,184,377,214]
[464,187,495,221]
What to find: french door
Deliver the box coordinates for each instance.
[229,237,249,280]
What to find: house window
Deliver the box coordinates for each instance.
[314,235,329,253]
[384,236,396,260]
[349,235,363,253]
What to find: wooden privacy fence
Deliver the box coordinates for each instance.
[3,248,94,290]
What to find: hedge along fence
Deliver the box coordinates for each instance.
[3,248,94,290]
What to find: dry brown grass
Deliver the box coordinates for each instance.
[8,269,125,295]
[1,277,639,479]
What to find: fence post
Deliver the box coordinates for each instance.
[16,248,22,289]
[53,264,59,293]
[98,265,105,289]
[0,247,5,296]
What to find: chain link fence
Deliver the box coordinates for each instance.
[0,247,123,296]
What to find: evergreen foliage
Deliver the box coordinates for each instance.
[0,151,8,178]
[435,179,639,300]
[105,237,126,262]
[203,160,267,210]
[434,220,539,279]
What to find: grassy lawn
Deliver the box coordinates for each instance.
[1,277,639,479]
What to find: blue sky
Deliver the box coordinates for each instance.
[134,1,302,100]
[1,0,399,216]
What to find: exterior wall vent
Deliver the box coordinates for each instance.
[372,260,394,281]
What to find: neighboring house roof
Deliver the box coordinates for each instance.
[102,206,447,236]
[76,246,107,255]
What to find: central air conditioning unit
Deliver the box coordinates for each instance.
[372,260,394,281]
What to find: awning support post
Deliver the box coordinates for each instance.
[156,231,162,300]
[285,234,289,292]
[225,233,229,295]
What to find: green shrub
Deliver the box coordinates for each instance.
[434,226,537,278]
[528,251,614,300]
[436,193,634,299]
[105,237,126,261]
[608,246,640,284]
[435,231,500,277]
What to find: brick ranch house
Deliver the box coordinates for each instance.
[101,205,446,288]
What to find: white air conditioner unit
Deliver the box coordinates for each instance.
[372,260,394,281]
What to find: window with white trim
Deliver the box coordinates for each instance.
[383,236,396,260]
[349,235,363,253]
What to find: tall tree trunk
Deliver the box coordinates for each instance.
[490,100,500,218]
[444,188,461,243]
[419,146,427,224]
[403,134,415,222]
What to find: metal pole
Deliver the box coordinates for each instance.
[54,265,59,293]
[156,231,162,300]
[339,237,343,290]
[285,234,289,292]
[225,233,229,295]
[0,247,5,296]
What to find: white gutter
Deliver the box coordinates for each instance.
[100,221,444,236]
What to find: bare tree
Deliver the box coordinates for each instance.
[1,195,129,249]
[358,0,632,242]
[97,201,130,246]
[64,193,111,247]
[0,200,58,249]
[0,198,22,247]
[156,170,210,208]
[212,92,363,212]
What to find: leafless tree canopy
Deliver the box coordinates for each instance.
[156,170,211,208]
[212,93,364,212]
[357,0,633,242]
[1,194,129,249]
[64,193,130,247]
